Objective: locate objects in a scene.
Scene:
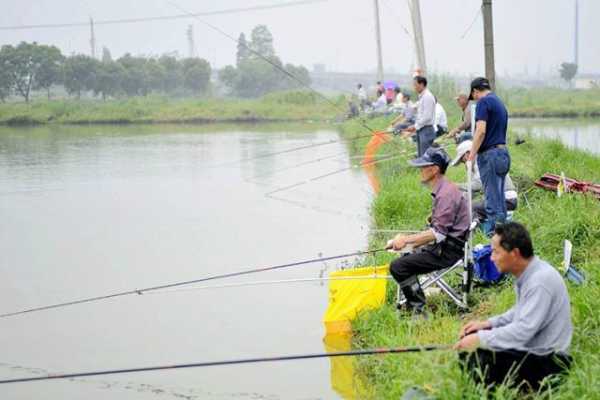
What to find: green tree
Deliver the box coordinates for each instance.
[145,58,167,93]
[63,54,98,99]
[93,60,124,100]
[158,55,182,94]
[117,54,150,96]
[0,47,14,101]
[559,62,578,88]
[1,42,48,103]
[236,33,250,66]
[249,25,275,59]
[33,45,64,100]
[182,58,211,95]
[218,65,238,94]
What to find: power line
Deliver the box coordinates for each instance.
[0,0,329,30]
[460,6,482,40]
[0,345,450,384]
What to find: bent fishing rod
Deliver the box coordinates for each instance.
[0,248,387,319]
[0,344,450,385]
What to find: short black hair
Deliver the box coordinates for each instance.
[394,87,401,93]
[413,76,427,86]
[403,93,411,100]
[494,222,534,258]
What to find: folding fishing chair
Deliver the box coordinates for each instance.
[396,160,477,310]
[395,220,476,310]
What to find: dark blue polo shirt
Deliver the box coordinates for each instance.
[475,92,508,153]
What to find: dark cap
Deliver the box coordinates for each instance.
[468,77,491,100]
[408,146,450,173]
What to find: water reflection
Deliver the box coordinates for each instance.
[510,118,600,155]
[323,334,372,399]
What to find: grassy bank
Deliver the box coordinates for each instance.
[2,86,599,126]
[339,117,600,399]
[0,91,341,125]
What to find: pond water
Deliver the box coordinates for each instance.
[510,118,600,155]
[0,123,374,399]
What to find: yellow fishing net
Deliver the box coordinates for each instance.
[322,265,389,335]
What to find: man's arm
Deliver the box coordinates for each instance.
[478,286,553,350]
[388,229,435,251]
[467,120,486,161]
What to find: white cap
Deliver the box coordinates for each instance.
[450,140,473,167]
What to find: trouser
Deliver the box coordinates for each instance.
[477,147,511,234]
[416,125,436,157]
[473,198,517,222]
[455,131,473,144]
[392,118,415,134]
[389,244,463,311]
[459,349,572,391]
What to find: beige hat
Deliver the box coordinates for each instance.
[450,140,473,166]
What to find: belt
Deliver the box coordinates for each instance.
[481,144,506,153]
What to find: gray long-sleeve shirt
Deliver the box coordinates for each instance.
[478,257,573,355]
[415,88,436,130]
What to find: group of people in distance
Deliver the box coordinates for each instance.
[382,75,573,392]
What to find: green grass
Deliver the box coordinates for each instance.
[0,91,342,125]
[338,116,600,399]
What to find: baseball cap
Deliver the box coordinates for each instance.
[450,140,473,166]
[409,146,450,173]
[468,77,491,100]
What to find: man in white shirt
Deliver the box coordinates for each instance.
[357,83,367,111]
[401,76,436,156]
[434,101,448,137]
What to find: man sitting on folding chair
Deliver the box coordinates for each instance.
[387,146,471,315]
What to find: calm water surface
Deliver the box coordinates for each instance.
[0,124,374,399]
[511,118,600,155]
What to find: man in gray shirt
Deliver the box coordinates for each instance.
[454,222,573,391]
[401,76,436,156]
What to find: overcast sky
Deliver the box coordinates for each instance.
[1,0,599,76]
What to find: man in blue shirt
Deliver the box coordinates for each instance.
[467,77,511,235]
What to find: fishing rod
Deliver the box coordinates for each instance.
[264,146,412,197]
[0,344,451,384]
[0,248,386,319]
[249,150,350,180]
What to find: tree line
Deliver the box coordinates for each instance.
[218,25,311,98]
[0,25,310,102]
[0,42,211,102]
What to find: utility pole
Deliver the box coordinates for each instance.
[187,25,196,58]
[408,0,427,75]
[482,0,496,89]
[89,17,96,59]
[373,0,384,82]
[574,0,579,66]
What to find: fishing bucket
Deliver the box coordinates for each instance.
[472,244,504,284]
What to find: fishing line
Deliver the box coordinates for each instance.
[0,248,386,319]
[167,0,407,164]
[0,344,451,384]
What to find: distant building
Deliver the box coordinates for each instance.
[313,64,326,74]
[574,74,600,90]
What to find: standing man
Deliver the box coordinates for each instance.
[402,76,436,156]
[467,77,510,235]
[455,222,573,391]
[357,83,368,111]
[447,93,472,143]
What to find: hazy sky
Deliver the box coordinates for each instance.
[1,0,599,76]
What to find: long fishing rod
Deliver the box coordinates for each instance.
[0,344,450,385]
[0,248,386,319]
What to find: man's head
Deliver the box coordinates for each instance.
[394,87,401,95]
[450,140,472,167]
[491,222,535,275]
[413,76,427,94]
[357,83,362,89]
[469,77,491,101]
[409,146,450,185]
[402,93,411,102]
[454,93,469,109]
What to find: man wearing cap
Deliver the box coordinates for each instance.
[448,93,473,143]
[451,140,518,222]
[387,147,470,314]
[467,77,510,235]
[401,76,437,156]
